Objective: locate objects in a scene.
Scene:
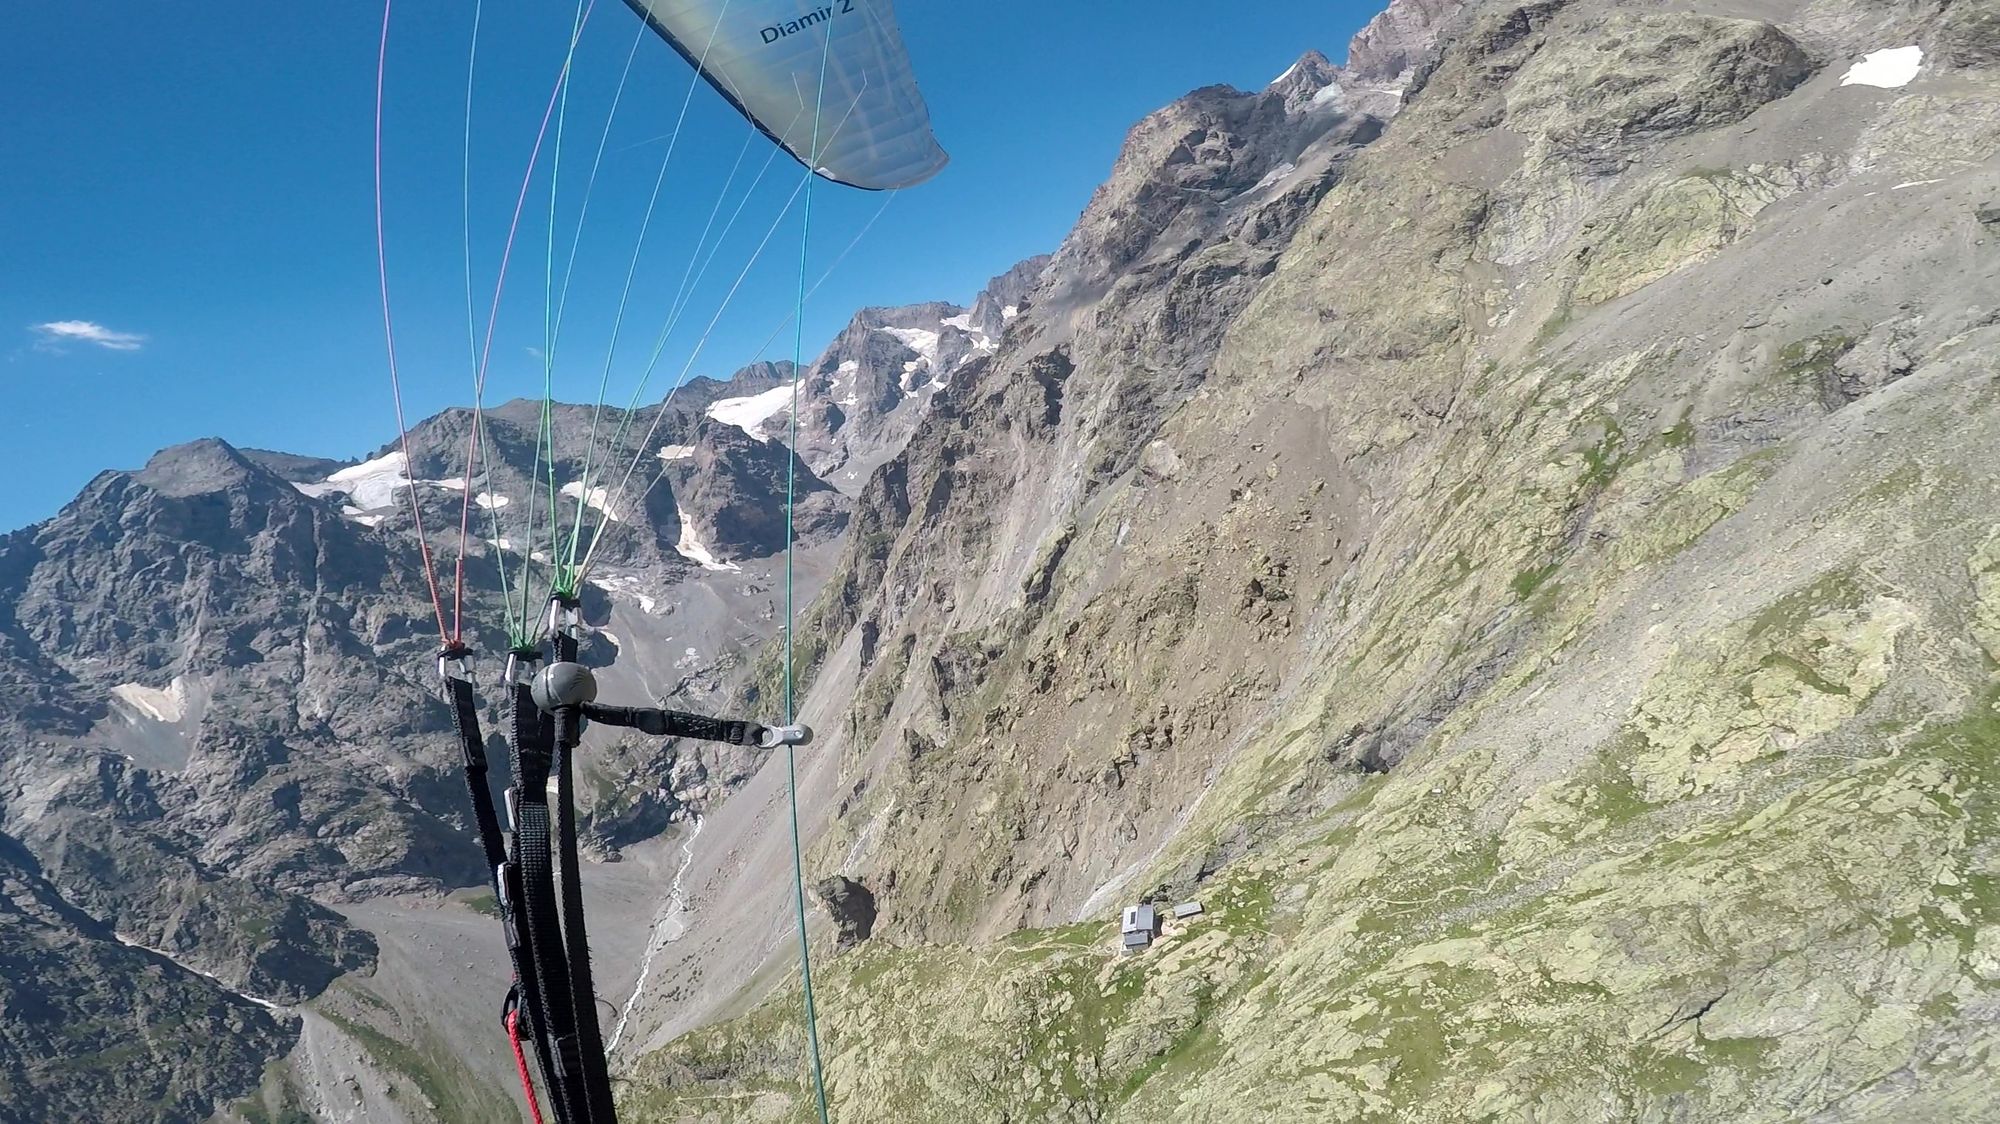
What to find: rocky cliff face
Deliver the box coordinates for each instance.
[778,263,1055,493]
[0,311,960,1120]
[8,0,1999,1118]
[0,831,293,1123]
[618,0,2000,1120]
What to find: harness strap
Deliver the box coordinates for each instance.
[510,673,594,1124]
[441,652,506,874]
[580,702,762,745]
[456,627,812,1124]
[548,627,619,1123]
[442,652,570,1121]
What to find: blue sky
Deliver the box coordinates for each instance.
[1,1,1381,532]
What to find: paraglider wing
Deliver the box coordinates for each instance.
[622,0,949,190]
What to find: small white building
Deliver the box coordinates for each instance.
[1121,903,1159,952]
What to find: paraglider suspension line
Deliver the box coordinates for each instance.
[784,23,836,1124]
[375,0,450,645]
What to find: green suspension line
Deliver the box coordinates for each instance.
[782,24,836,1124]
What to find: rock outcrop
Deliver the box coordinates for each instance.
[813,875,878,950]
[619,0,2000,1119]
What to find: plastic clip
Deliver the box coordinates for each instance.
[757,724,814,749]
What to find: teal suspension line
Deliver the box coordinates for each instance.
[784,23,836,1124]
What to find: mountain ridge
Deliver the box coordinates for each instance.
[5,0,1999,1119]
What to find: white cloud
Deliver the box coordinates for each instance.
[32,320,146,352]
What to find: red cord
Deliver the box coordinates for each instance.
[507,1010,548,1124]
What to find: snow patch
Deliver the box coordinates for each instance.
[113,680,186,723]
[657,444,697,462]
[886,326,948,393]
[1892,178,1943,190]
[1250,161,1298,195]
[827,359,860,397]
[560,481,621,522]
[1273,60,1301,86]
[1310,82,1343,107]
[589,572,659,614]
[112,930,283,1010]
[881,326,941,368]
[1841,46,1923,89]
[341,506,386,528]
[474,492,509,510]
[294,450,410,509]
[674,505,740,572]
[940,311,996,355]
[294,450,466,515]
[707,384,796,441]
[1002,305,1019,321]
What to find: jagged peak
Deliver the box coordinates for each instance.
[1268,49,1339,95]
[130,438,276,499]
[1344,0,1463,88]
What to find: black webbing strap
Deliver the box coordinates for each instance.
[579,703,764,746]
[442,668,506,875]
[477,603,798,1124]
[509,673,594,1124]
[549,629,619,1124]
[443,654,568,1122]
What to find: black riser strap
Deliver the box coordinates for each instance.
[554,735,618,1122]
[579,702,758,745]
[512,681,593,1124]
[445,676,508,875]
[501,855,564,1120]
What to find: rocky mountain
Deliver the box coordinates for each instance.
[608,0,2000,1120]
[0,832,293,1123]
[0,274,1004,1121]
[767,262,1056,492]
[7,0,1999,1119]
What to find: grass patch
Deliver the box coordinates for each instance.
[319,1010,502,1123]
[1748,570,1865,641]
[1512,563,1560,600]
[1661,410,1695,449]
[1776,331,1857,389]
[233,1061,315,1124]
[1580,416,1628,491]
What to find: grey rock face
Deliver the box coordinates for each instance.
[1935,0,2000,67]
[0,832,296,1121]
[814,874,877,949]
[620,0,2000,1119]
[0,236,1024,1114]
[1346,0,1465,86]
[968,255,1052,339]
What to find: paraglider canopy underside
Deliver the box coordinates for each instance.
[621,0,949,191]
